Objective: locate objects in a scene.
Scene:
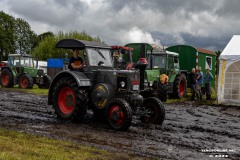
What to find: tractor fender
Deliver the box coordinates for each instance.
[1,67,16,78]
[48,70,91,105]
[1,66,19,77]
[1,66,11,72]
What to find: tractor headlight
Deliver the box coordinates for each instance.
[149,82,153,87]
[120,81,126,88]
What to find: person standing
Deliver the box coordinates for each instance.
[204,69,213,100]
[197,67,203,101]
[189,68,200,101]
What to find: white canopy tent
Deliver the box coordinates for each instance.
[218,35,240,105]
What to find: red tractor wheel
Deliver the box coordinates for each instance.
[53,77,87,120]
[106,98,132,131]
[179,79,185,97]
[58,86,76,115]
[140,97,165,125]
[18,74,33,89]
[0,69,14,88]
[173,74,187,98]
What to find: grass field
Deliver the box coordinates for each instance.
[0,128,149,160]
[0,85,49,95]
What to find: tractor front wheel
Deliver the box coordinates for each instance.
[140,97,165,125]
[0,69,14,88]
[52,77,87,120]
[105,98,132,131]
[19,74,33,89]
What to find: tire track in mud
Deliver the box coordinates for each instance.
[0,89,239,159]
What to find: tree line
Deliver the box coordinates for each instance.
[0,11,103,61]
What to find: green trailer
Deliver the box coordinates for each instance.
[166,45,216,88]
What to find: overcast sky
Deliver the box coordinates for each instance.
[1,0,240,51]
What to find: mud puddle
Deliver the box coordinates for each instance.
[0,89,239,159]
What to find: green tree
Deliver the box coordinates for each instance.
[38,31,54,41]
[33,31,104,60]
[14,18,37,54]
[0,11,15,60]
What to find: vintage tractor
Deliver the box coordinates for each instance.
[0,54,51,89]
[125,43,187,100]
[48,39,165,131]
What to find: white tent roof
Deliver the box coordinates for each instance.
[217,35,240,106]
[220,35,240,60]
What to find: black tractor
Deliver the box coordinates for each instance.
[48,39,165,131]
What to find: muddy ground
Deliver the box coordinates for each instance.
[0,89,239,160]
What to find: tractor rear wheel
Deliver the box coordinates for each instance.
[0,69,14,88]
[19,74,33,89]
[173,74,187,98]
[38,75,51,89]
[140,97,165,125]
[157,83,168,102]
[106,98,132,131]
[52,77,87,120]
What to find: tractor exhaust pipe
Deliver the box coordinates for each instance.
[135,44,148,90]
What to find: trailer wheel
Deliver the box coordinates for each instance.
[19,74,33,89]
[173,74,187,98]
[157,83,168,102]
[106,98,132,131]
[0,69,14,88]
[38,75,51,89]
[52,77,87,120]
[140,97,165,125]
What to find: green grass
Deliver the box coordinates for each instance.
[166,88,217,105]
[0,128,149,160]
[0,85,48,96]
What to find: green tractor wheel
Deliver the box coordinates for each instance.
[0,68,14,88]
[19,74,34,89]
[173,74,187,98]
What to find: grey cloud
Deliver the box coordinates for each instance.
[2,0,240,51]
[8,0,86,26]
[152,32,231,51]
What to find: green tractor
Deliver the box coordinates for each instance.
[124,43,187,100]
[0,54,51,89]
